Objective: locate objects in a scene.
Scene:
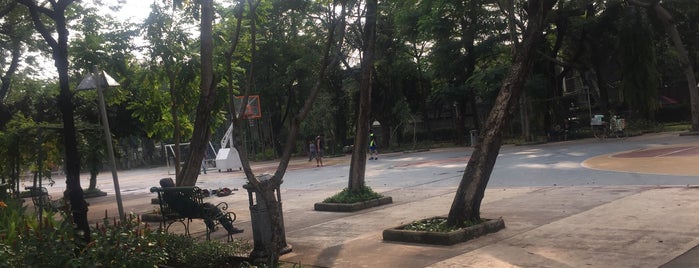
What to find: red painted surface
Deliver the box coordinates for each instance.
[613,146,699,158]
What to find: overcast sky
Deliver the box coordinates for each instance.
[109,0,152,23]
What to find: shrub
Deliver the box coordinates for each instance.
[323,186,382,204]
[0,200,252,267]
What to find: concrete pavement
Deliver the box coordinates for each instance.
[61,133,699,267]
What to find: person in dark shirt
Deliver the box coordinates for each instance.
[315,135,324,167]
[159,178,243,234]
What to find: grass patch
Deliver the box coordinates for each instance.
[322,186,382,204]
[402,217,484,233]
[662,122,691,132]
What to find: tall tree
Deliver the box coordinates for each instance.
[618,6,659,119]
[142,2,199,180]
[177,0,218,186]
[630,0,699,131]
[16,0,91,241]
[230,0,347,264]
[348,0,377,192]
[0,1,36,128]
[447,0,556,226]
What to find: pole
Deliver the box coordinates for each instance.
[93,66,125,221]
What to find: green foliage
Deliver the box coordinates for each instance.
[618,6,660,119]
[0,114,61,190]
[262,148,276,160]
[159,235,252,268]
[323,186,382,204]
[402,217,484,232]
[0,200,252,267]
[466,63,510,102]
[0,199,75,268]
[661,122,691,132]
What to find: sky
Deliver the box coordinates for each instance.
[109,0,152,23]
[28,0,154,79]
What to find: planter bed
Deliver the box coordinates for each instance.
[382,217,505,245]
[314,196,393,212]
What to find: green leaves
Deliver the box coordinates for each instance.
[403,217,484,232]
[323,186,383,204]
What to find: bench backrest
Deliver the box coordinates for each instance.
[150,186,205,220]
[25,186,56,211]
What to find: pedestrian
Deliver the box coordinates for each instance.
[369,129,378,160]
[315,135,324,167]
[309,140,317,164]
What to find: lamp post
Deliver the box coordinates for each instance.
[77,66,124,221]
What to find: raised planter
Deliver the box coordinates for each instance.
[140,213,163,223]
[314,196,393,212]
[382,217,505,245]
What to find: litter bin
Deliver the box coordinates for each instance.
[244,175,292,259]
[470,130,479,147]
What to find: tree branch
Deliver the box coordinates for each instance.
[17,0,58,49]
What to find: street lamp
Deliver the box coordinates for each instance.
[77,66,124,221]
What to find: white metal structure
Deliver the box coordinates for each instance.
[164,142,218,175]
[215,123,243,172]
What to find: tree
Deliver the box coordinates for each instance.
[16,0,91,241]
[0,0,37,128]
[629,0,698,131]
[176,0,219,186]
[447,0,556,226]
[416,0,505,145]
[70,4,138,193]
[348,0,377,192]
[142,3,199,180]
[230,0,347,264]
[618,6,660,119]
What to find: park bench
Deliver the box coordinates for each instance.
[24,186,64,215]
[150,183,237,241]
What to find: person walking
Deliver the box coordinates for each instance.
[309,140,317,164]
[369,130,378,160]
[315,135,324,167]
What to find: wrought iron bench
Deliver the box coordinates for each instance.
[150,184,237,241]
[24,186,64,214]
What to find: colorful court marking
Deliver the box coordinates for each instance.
[583,144,699,176]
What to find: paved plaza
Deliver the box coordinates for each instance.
[36,132,699,267]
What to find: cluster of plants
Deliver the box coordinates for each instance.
[322,186,382,204]
[402,217,484,233]
[0,199,252,267]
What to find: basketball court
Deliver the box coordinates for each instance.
[582,142,699,176]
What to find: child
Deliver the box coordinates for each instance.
[369,130,378,160]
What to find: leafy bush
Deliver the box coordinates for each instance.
[0,200,252,267]
[0,199,76,268]
[264,148,277,160]
[323,186,382,204]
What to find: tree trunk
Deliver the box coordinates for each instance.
[348,0,377,192]
[167,71,182,180]
[447,0,556,226]
[520,90,532,141]
[651,3,699,131]
[233,1,346,264]
[0,41,20,100]
[18,0,91,241]
[177,0,216,186]
[454,101,465,146]
[0,41,20,128]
